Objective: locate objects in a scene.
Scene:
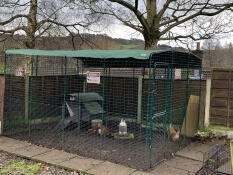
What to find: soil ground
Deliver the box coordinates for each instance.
[4,121,190,171]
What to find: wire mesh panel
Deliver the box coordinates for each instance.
[196,142,232,175]
[2,50,202,171]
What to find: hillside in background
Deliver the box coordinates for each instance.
[202,47,233,68]
[0,33,142,51]
[0,33,184,52]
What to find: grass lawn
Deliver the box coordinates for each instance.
[209,125,233,131]
[115,44,139,49]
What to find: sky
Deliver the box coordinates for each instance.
[1,0,233,49]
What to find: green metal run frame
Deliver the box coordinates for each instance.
[148,62,171,167]
[2,49,202,170]
[28,56,34,138]
[100,61,106,156]
[62,57,67,147]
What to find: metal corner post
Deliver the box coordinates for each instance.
[183,53,190,137]
[28,56,34,138]
[62,56,67,148]
[145,55,152,165]
[100,60,106,158]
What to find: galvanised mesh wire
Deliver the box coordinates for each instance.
[2,50,202,171]
[196,141,231,175]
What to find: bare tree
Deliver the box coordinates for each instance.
[84,0,233,50]
[0,0,98,49]
[202,38,233,68]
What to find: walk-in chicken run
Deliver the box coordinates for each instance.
[1,49,202,170]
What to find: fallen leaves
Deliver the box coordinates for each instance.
[44,166,50,171]
[0,163,3,169]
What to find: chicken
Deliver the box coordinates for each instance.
[97,123,113,137]
[169,123,180,142]
[88,128,97,133]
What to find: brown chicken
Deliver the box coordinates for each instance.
[169,124,180,142]
[88,128,97,133]
[97,123,113,137]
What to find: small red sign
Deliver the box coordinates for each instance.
[87,72,100,84]
[15,67,25,77]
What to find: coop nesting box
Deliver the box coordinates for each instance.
[65,92,104,122]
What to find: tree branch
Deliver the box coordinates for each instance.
[160,3,233,37]
[107,0,149,33]
[157,0,173,20]
[0,14,28,25]
[37,19,88,30]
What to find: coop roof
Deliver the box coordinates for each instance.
[67,93,104,115]
[68,92,103,103]
[5,49,201,68]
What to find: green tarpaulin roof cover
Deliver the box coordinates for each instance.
[6,49,167,60]
[5,49,201,68]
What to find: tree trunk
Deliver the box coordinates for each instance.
[25,34,36,49]
[144,0,161,50]
[25,0,37,49]
[146,0,157,25]
[144,33,159,50]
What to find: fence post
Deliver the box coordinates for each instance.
[204,78,211,127]
[197,67,202,130]
[137,75,143,124]
[0,76,5,136]
[24,56,31,122]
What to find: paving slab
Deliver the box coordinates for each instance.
[59,156,104,171]
[0,136,23,145]
[217,160,232,175]
[33,149,77,164]
[87,161,136,175]
[149,162,195,175]
[0,137,27,152]
[11,144,51,158]
[0,136,205,175]
[164,156,202,173]
[130,171,153,175]
[176,141,223,161]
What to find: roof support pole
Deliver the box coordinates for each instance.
[62,56,67,149]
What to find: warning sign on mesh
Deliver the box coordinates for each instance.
[174,69,181,80]
[15,67,25,77]
[87,72,100,84]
